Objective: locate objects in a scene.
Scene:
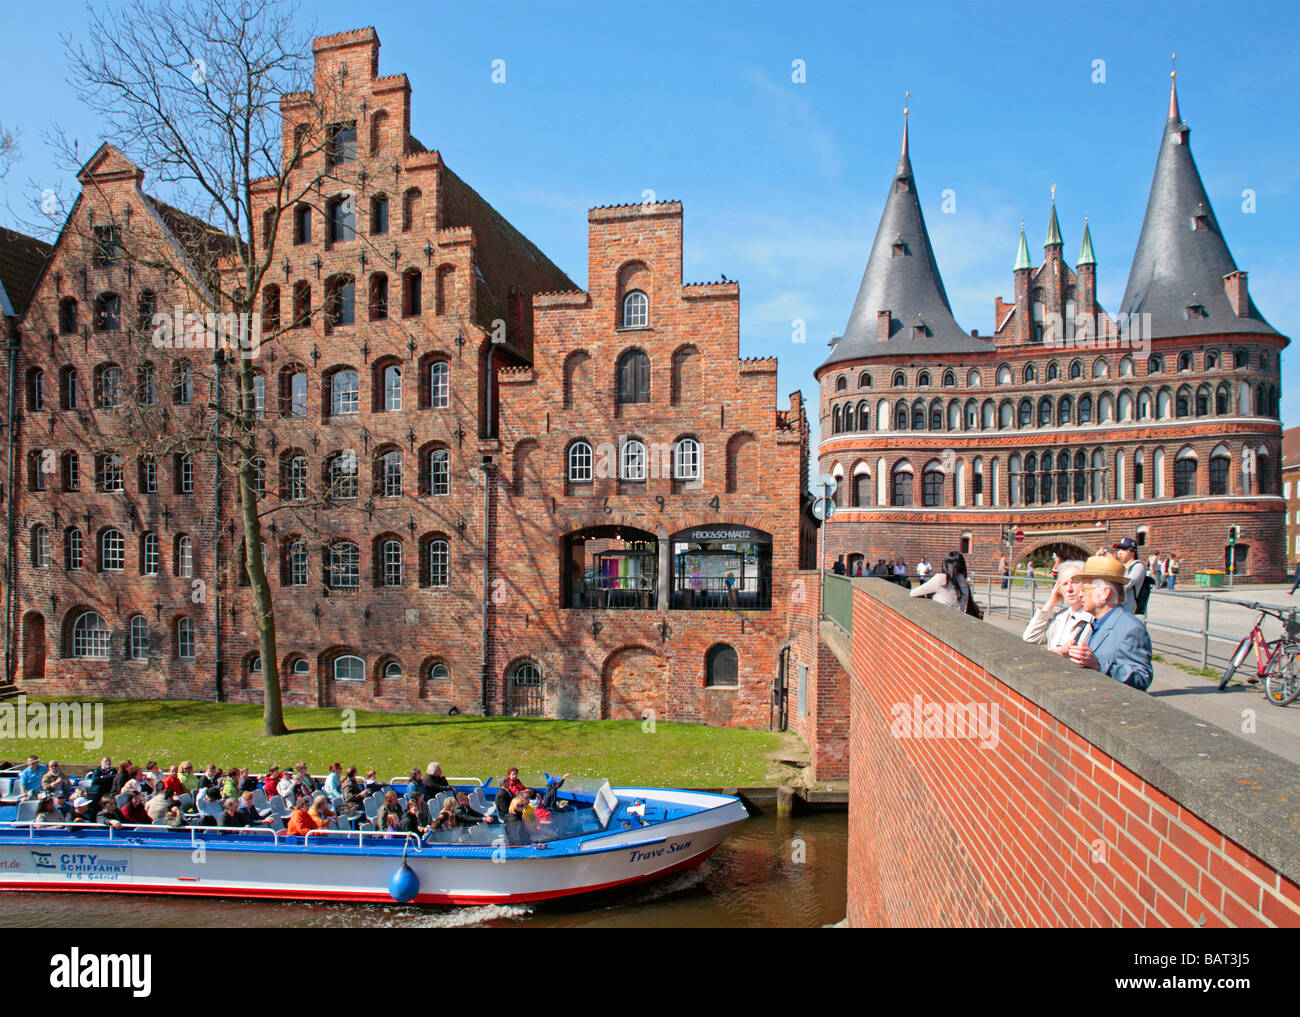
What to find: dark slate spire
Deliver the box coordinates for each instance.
[822,111,987,368]
[1118,72,1276,339]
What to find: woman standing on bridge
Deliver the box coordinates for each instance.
[910,552,974,614]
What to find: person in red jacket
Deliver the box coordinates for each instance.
[286,800,320,837]
[262,766,282,798]
[160,765,186,797]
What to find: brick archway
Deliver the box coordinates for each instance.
[1014,538,1094,570]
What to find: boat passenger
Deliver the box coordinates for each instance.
[363,770,384,797]
[503,767,528,799]
[339,767,365,811]
[221,770,240,801]
[238,791,273,824]
[219,798,261,828]
[146,789,178,824]
[422,762,451,797]
[262,766,283,798]
[432,797,458,831]
[453,792,492,826]
[238,768,260,794]
[197,764,221,790]
[33,798,62,824]
[399,799,427,836]
[121,792,151,826]
[141,761,163,792]
[160,766,185,797]
[41,761,74,799]
[374,790,402,834]
[179,761,200,796]
[293,763,318,795]
[19,756,47,799]
[540,774,569,811]
[407,789,431,826]
[324,763,343,798]
[308,796,336,830]
[67,795,97,824]
[286,800,320,837]
[111,760,135,795]
[85,756,116,805]
[97,796,126,830]
[276,769,297,802]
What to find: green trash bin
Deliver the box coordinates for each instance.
[1196,571,1225,588]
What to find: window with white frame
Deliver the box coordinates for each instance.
[382,539,402,586]
[621,439,646,481]
[427,539,449,587]
[430,448,449,495]
[177,617,195,660]
[128,615,149,661]
[331,369,360,416]
[329,542,359,589]
[568,441,593,483]
[72,611,110,659]
[429,361,449,408]
[674,438,700,481]
[142,533,159,576]
[101,529,125,571]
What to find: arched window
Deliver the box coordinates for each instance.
[1209,446,1230,495]
[996,365,1012,385]
[26,367,45,411]
[403,268,422,316]
[911,399,925,430]
[329,369,359,416]
[1023,364,1036,383]
[842,403,855,432]
[1018,399,1032,428]
[922,461,944,507]
[71,611,111,659]
[328,542,360,589]
[1092,358,1109,379]
[832,405,842,434]
[622,290,648,328]
[674,438,701,482]
[1037,397,1052,427]
[292,281,311,328]
[1119,356,1134,376]
[428,662,450,682]
[1023,453,1037,505]
[369,193,389,235]
[1148,354,1164,374]
[1008,454,1022,505]
[383,660,403,680]
[1046,361,1059,382]
[326,195,355,245]
[890,461,913,506]
[282,453,308,501]
[1174,449,1198,497]
[94,363,122,407]
[705,644,739,687]
[369,110,389,156]
[93,292,120,332]
[1175,386,1191,418]
[368,273,389,321]
[1057,395,1073,427]
[568,441,593,483]
[1206,350,1219,370]
[851,467,871,507]
[617,350,650,405]
[1078,394,1093,424]
[31,525,50,568]
[998,400,1013,430]
[967,369,982,387]
[327,452,358,500]
[100,528,125,572]
[1068,360,1082,381]
[379,539,403,587]
[857,401,870,431]
[895,400,908,430]
[334,655,365,681]
[374,362,401,412]
[928,399,942,431]
[424,446,451,494]
[325,274,355,327]
[127,616,149,661]
[941,369,955,387]
[620,439,647,481]
[292,658,311,677]
[1177,351,1193,372]
[141,532,158,575]
[176,617,195,660]
[424,538,450,587]
[285,539,308,587]
[858,371,872,388]
[426,360,450,408]
[891,371,906,388]
[175,535,193,578]
[64,528,84,571]
[917,370,931,387]
[59,297,78,334]
[375,448,403,498]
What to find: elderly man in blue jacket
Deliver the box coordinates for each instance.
[1059,555,1154,692]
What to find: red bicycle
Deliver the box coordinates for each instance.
[1219,604,1300,705]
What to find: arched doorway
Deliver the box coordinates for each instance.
[1018,540,1092,571]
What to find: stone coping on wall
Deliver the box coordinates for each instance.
[846,575,1300,885]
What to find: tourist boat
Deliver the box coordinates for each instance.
[0,777,748,906]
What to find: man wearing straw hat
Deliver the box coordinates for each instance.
[1059,555,1153,692]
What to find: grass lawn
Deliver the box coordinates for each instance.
[0,698,796,788]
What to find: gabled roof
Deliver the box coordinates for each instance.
[0,225,53,319]
[823,119,987,370]
[1118,76,1277,340]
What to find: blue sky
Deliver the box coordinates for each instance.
[3,0,1297,437]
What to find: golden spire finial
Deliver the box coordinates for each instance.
[1171,52,1176,79]
[904,90,910,118]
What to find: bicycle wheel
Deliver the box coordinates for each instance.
[1220,635,1254,690]
[1263,644,1300,706]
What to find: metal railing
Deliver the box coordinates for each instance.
[0,820,427,852]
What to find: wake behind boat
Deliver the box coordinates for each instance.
[0,777,748,906]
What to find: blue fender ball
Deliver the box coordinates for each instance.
[389,863,419,903]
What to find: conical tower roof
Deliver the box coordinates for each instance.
[1077,218,1096,267]
[1014,224,1032,271]
[822,117,987,368]
[1118,74,1276,339]
[1045,203,1062,247]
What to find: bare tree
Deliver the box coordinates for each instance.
[0,123,17,177]
[51,0,369,735]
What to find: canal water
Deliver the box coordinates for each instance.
[0,811,846,928]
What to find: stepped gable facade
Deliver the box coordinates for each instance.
[493,200,810,722]
[4,27,808,726]
[816,77,1287,579]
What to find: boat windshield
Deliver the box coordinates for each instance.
[420,776,627,846]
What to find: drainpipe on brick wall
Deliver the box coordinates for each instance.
[480,456,493,715]
[212,350,223,702]
[3,327,18,684]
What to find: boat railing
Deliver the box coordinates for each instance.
[386,776,483,788]
[0,820,426,852]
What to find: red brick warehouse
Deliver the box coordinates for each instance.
[2,27,812,725]
[816,78,1288,580]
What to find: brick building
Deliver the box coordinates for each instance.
[1284,426,1299,574]
[816,79,1288,580]
[2,27,809,726]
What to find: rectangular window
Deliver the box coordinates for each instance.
[141,456,157,493]
[325,122,357,166]
[143,536,158,576]
[98,454,124,492]
[289,542,308,586]
[93,225,122,265]
[178,621,195,660]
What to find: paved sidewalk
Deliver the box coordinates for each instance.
[982,604,1300,768]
